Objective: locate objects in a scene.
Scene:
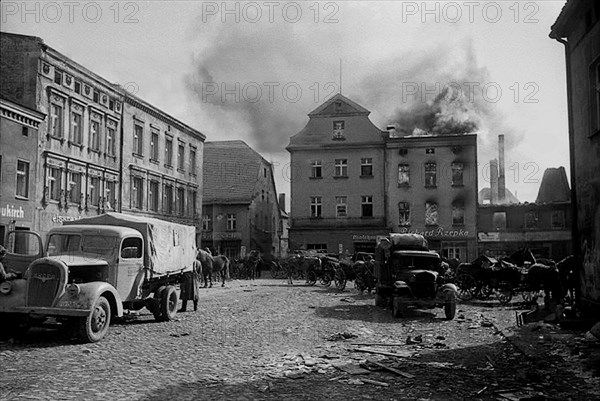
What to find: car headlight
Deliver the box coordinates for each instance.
[0,281,13,295]
[67,283,80,297]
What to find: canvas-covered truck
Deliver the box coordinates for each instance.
[373,233,458,320]
[0,213,197,342]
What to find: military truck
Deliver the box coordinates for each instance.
[373,233,458,320]
[0,213,197,342]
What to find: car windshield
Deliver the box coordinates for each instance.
[390,254,440,271]
[47,233,118,259]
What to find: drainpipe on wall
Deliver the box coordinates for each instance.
[553,35,581,310]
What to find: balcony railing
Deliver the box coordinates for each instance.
[291,216,386,228]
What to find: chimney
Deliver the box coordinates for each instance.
[490,158,499,204]
[498,134,506,202]
[278,193,286,212]
[387,125,399,138]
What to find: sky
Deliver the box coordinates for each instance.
[1,0,570,209]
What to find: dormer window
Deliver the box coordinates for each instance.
[333,120,345,140]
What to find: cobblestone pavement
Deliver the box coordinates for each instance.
[1,279,599,400]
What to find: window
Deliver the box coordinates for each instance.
[132,176,144,209]
[425,201,438,225]
[524,211,538,229]
[71,111,82,145]
[164,184,174,213]
[177,187,185,215]
[227,214,237,231]
[311,160,322,178]
[333,120,345,139]
[68,171,82,203]
[443,244,463,261]
[106,126,116,156]
[190,147,197,174]
[191,190,197,216]
[133,124,143,155]
[493,212,507,230]
[310,196,322,217]
[89,120,100,151]
[149,180,159,212]
[425,162,437,187]
[121,238,142,259]
[361,196,373,217]
[398,202,410,226]
[334,159,348,177]
[336,196,347,217]
[178,143,185,170]
[50,103,64,138]
[16,161,29,198]
[22,126,28,137]
[307,243,328,251]
[48,166,62,201]
[452,203,465,225]
[54,71,62,84]
[150,132,159,161]
[551,210,565,229]
[592,59,600,135]
[105,181,116,210]
[74,81,81,94]
[165,137,173,166]
[398,164,410,186]
[361,158,373,176]
[93,90,99,103]
[202,214,211,230]
[452,162,464,186]
[89,176,100,207]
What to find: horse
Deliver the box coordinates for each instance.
[526,262,563,307]
[196,248,230,288]
[284,253,321,285]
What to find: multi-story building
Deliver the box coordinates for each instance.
[551,0,600,312]
[385,131,478,261]
[201,141,282,259]
[0,32,205,242]
[286,94,388,254]
[0,97,45,245]
[121,94,205,243]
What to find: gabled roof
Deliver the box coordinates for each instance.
[308,93,371,117]
[203,140,273,203]
[536,167,571,204]
[288,94,384,149]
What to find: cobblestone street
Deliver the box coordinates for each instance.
[1,279,599,400]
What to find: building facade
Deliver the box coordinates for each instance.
[551,0,600,311]
[287,94,388,254]
[201,141,282,259]
[121,95,205,244]
[385,132,478,261]
[0,98,45,246]
[0,32,204,243]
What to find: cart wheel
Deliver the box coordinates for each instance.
[335,270,347,291]
[477,284,494,300]
[319,273,332,287]
[456,274,476,301]
[307,271,317,286]
[497,281,513,305]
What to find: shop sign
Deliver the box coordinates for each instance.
[52,215,82,224]
[398,226,470,238]
[352,234,378,241]
[1,204,25,219]
[202,231,242,240]
[478,232,500,242]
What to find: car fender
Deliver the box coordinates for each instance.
[0,278,27,313]
[393,281,414,298]
[440,283,458,294]
[55,282,123,317]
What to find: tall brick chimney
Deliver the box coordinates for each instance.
[490,158,499,204]
[498,134,506,202]
[278,193,286,212]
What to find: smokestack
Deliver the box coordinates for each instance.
[490,158,499,204]
[498,134,506,202]
[278,193,286,212]
[387,125,398,138]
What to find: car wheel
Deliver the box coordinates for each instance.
[79,296,111,343]
[160,285,179,321]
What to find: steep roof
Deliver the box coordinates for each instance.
[288,93,384,148]
[536,167,571,204]
[203,140,271,203]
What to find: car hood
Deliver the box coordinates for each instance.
[46,255,109,267]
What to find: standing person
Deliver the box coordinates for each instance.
[0,245,18,283]
[179,259,201,312]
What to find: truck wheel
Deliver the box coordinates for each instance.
[160,285,179,321]
[392,296,407,318]
[444,292,457,320]
[1,314,30,339]
[79,296,111,343]
[150,286,166,321]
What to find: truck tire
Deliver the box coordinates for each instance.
[160,285,178,321]
[79,296,111,343]
[150,286,166,321]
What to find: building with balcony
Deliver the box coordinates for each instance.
[550,0,600,311]
[201,141,282,259]
[0,98,45,245]
[287,94,388,254]
[385,131,478,261]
